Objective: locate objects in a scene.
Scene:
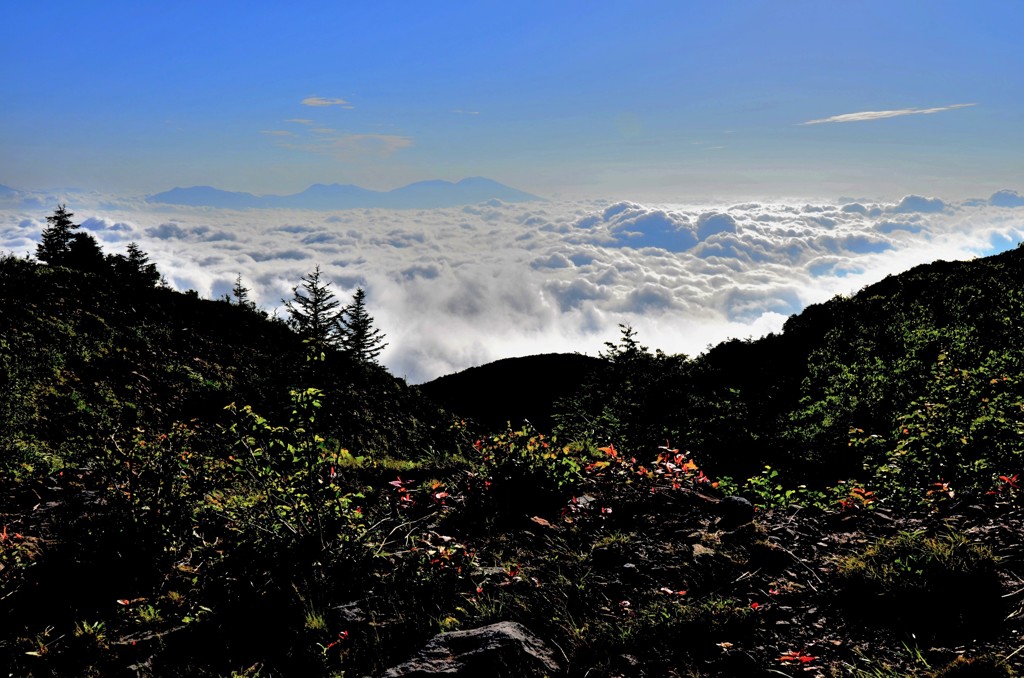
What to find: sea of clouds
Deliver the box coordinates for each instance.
[3,189,1024,383]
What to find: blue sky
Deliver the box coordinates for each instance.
[3,1,1022,200]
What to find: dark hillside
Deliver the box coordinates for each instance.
[418,353,603,432]
[417,246,1024,488]
[4,227,1024,677]
[0,254,451,471]
[550,246,1024,484]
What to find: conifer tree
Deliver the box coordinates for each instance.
[36,204,79,265]
[284,266,342,350]
[232,273,254,308]
[66,232,106,272]
[108,242,160,288]
[126,243,160,287]
[230,273,267,316]
[340,287,387,363]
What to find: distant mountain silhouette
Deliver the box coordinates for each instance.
[149,186,264,209]
[148,177,542,210]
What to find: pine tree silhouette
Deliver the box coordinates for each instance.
[340,287,387,363]
[36,204,79,265]
[284,266,342,351]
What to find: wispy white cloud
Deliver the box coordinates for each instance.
[800,103,976,125]
[269,111,412,158]
[451,109,480,115]
[301,96,354,108]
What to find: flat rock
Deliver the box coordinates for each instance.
[383,621,562,677]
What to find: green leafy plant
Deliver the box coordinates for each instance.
[742,465,829,510]
[137,604,162,625]
[217,388,367,570]
[476,426,582,513]
[73,619,107,644]
[856,351,1024,507]
[102,421,203,546]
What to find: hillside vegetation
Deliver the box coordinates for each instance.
[3,213,1024,676]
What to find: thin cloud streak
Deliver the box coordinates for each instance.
[279,133,414,159]
[301,96,354,108]
[800,103,976,125]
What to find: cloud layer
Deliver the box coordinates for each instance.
[3,188,1023,383]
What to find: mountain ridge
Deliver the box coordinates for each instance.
[147,176,542,210]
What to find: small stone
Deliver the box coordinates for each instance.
[717,496,755,530]
[333,601,367,624]
[692,543,716,559]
